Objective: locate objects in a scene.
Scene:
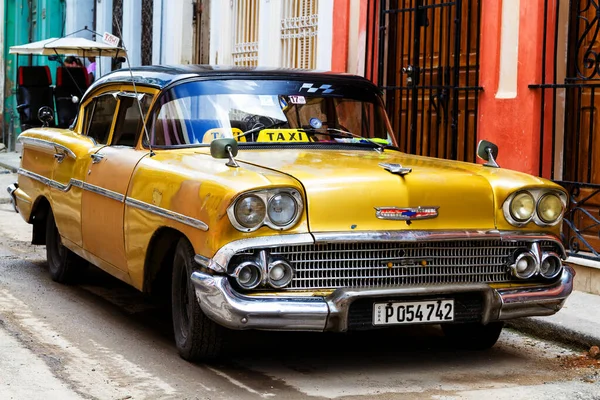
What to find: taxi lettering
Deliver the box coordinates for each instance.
[257,129,310,142]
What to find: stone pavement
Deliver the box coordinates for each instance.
[0,149,598,352]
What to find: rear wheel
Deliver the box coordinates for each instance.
[171,238,224,361]
[45,209,87,283]
[442,321,504,350]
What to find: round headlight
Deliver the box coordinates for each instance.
[234,262,262,289]
[537,193,563,223]
[234,195,266,228]
[267,260,294,288]
[540,253,562,279]
[512,252,538,279]
[267,193,297,227]
[510,192,535,222]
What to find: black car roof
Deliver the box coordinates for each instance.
[90,65,379,92]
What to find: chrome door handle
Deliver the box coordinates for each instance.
[91,153,105,164]
[53,153,66,163]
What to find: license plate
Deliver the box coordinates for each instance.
[372,299,454,326]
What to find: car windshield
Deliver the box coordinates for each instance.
[148,79,395,148]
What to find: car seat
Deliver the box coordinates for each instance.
[16,66,55,131]
[55,66,89,128]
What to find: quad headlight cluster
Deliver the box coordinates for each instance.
[231,257,295,290]
[228,189,304,232]
[511,248,563,280]
[503,189,567,227]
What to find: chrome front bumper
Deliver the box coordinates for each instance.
[191,265,575,332]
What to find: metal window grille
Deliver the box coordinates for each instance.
[280,0,318,69]
[365,0,482,162]
[232,0,259,66]
[530,0,600,261]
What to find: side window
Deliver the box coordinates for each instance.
[85,94,118,144]
[111,93,152,146]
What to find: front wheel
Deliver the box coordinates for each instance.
[45,209,87,283]
[171,238,224,361]
[442,321,504,350]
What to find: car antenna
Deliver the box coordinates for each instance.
[113,21,155,157]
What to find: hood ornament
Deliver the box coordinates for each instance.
[379,162,412,176]
[375,206,439,221]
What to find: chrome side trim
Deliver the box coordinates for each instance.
[18,167,209,231]
[125,197,209,231]
[19,136,77,159]
[19,168,122,202]
[18,168,83,193]
[82,182,124,202]
[190,265,574,332]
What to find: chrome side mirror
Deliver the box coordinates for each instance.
[477,140,500,168]
[37,106,54,127]
[210,138,239,168]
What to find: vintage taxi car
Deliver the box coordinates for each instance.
[8,66,573,361]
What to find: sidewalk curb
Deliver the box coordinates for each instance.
[0,158,18,173]
[507,318,600,350]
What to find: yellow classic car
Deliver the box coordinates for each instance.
[7,66,573,361]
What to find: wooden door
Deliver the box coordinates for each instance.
[374,0,481,162]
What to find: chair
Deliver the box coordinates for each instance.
[16,66,55,130]
[55,67,89,128]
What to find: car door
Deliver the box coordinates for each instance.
[80,91,153,272]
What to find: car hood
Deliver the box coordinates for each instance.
[234,148,504,232]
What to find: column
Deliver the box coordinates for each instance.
[95,0,112,78]
[122,0,142,67]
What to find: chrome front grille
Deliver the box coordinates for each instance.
[229,239,563,290]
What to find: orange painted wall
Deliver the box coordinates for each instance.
[331,0,350,72]
[478,0,546,175]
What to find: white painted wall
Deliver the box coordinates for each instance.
[496,0,520,99]
[209,0,233,65]
[95,0,113,78]
[65,0,95,39]
[316,0,333,71]
[122,0,142,67]
[257,0,282,67]
[161,0,194,64]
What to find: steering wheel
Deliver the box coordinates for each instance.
[243,115,277,141]
[38,106,54,127]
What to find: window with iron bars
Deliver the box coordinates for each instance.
[232,0,259,66]
[281,0,318,69]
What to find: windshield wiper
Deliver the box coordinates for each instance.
[299,128,390,152]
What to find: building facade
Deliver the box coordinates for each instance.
[2,0,597,262]
[366,0,599,264]
[2,0,66,147]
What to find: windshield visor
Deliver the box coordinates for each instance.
[148,79,395,148]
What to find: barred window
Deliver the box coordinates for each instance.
[281,0,318,69]
[232,0,260,66]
